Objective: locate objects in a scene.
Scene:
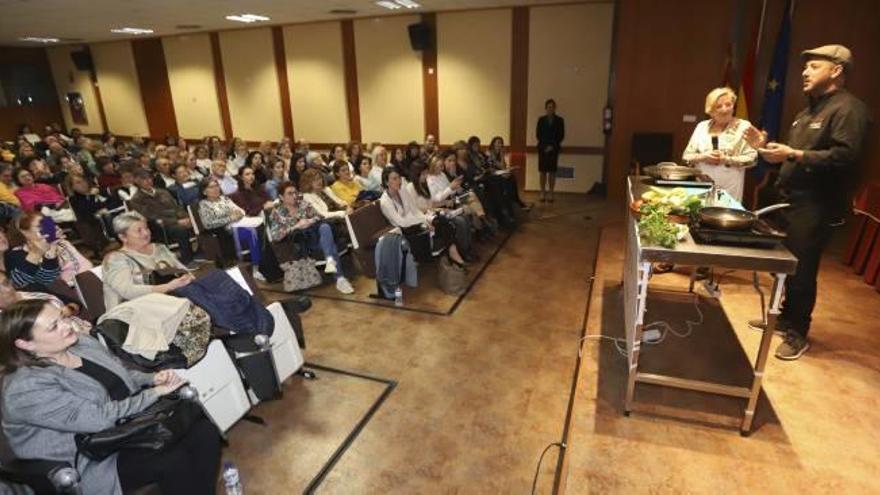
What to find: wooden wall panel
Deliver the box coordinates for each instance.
[272,27,295,140]
[209,32,233,140]
[131,38,178,139]
[509,7,530,187]
[422,13,439,141]
[163,34,224,139]
[341,20,362,142]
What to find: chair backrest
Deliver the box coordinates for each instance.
[187,203,203,235]
[74,266,105,320]
[630,132,674,174]
[345,201,390,250]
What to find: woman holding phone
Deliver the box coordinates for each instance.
[3,211,91,291]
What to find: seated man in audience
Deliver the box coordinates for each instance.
[210,159,238,196]
[168,163,200,207]
[127,169,196,266]
[421,134,438,162]
[115,164,139,202]
[97,156,122,190]
[153,157,175,189]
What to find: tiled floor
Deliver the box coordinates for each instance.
[221,194,880,494]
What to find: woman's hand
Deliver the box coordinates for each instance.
[451,176,463,190]
[153,369,186,388]
[744,125,768,149]
[701,151,724,165]
[263,201,274,210]
[231,210,245,221]
[294,218,316,229]
[345,207,354,215]
[162,274,195,292]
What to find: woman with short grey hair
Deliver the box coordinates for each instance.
[102,211,194,310]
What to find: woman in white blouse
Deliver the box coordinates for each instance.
[299,168,351,220]
[682,87,757,201]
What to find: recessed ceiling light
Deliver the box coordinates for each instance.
[20,36,60,43]
[395,0,421,8]
[225,13,270,23]
[110,27,154,35]
[376,1,401,10]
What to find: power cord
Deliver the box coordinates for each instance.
[531,441,565,495]
[577,292,705,358]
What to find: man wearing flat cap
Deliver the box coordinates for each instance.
[744,44,871,360]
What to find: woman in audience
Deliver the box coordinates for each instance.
[0,270,91,334]
[299,168,351,220]
[486,136,529,209]
[0,299,222,495]
[185,152,206,182]
[198,177,245,231]
[379,168,467,267]
[268,182,354,294]
[67,174,119,251]
[5,211,92,291]
[354,156,382,193]
[329,144,349,171]
[456,140,514,228]
[74,136,98,176]
[244,150,268,184]
[194,145,212,175]
[407,162,474,260]
[115,165,139,202]
[264,158,287,200]
[429,152,490,233]
[227,138,248,176]
[230,165,273,217]
[12,168,65,212]
[288,152,307,186]
[347,141,364,169]
[400,141,421,178]
[102,211,194,309]
[391,147,406,171]
[330,161,371,206]
[101,132,117,157]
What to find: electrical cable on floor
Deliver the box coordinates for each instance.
[531,441,565,495]
[641,291,704,346]
[578,334,628,358]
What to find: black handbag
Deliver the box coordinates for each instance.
[74,393,202,461]
[121,252,188,285]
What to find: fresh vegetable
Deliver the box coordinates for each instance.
[638,203,682,248]
[641,187,703,217]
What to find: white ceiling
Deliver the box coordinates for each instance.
[0,0,603,47]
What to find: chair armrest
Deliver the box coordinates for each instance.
[0,458,79,493]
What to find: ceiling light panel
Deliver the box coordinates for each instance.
[225,13,271,23]
[110,27,154,35]
[395,0,422,8]
[376,1,402,10]
[20,37,60,43]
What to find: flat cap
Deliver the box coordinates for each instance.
[801,44,852,69]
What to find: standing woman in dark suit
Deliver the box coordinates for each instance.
[536,98,565,203]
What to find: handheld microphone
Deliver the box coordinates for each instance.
[711,136,719,150]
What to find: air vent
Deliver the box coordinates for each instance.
[329,9,357,15]
[176,24,202,30]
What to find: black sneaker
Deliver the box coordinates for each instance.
[775,333,810,360]
[747,319,787,336]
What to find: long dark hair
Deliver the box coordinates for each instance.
[410,162,431,199]
[0,299,52,373]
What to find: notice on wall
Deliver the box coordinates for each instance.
[555,166,575,179]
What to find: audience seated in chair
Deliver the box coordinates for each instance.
[12,168,64,212]
[4,211,92,292]
[230,165,274,217]
[101,211,195,311]
[127,169,196,265]
[0,270,92,333]
[268,181,354,294]
[0,299,222,495]
[168,163,200,207]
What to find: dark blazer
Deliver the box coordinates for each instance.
[536,115,566,153]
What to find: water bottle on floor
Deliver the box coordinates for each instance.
[394,287,404,307]
[223,461,244,495]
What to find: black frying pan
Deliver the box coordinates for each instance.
[699,203,789,231]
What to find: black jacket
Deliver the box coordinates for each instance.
[536,114,565,152]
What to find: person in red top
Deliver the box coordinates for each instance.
[12,168,64,212]
[96,156,122,190]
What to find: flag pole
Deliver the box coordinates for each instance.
[755,0,767,55]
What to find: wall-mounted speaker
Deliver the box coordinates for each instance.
[70,50,93,72]
[408,23,432,51]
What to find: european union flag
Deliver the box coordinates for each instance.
[758,0,794,142]
[752,0,794,182]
